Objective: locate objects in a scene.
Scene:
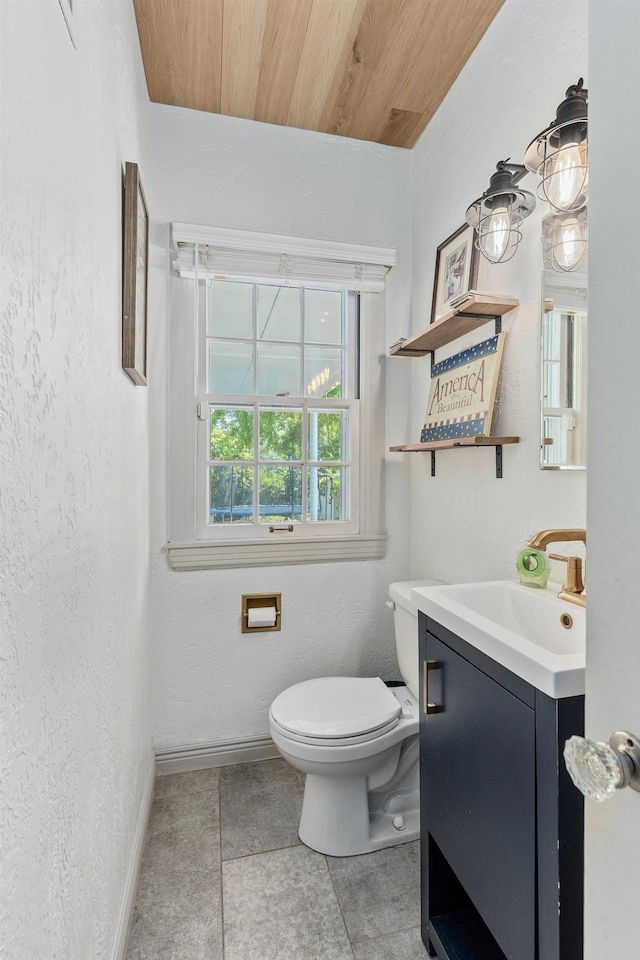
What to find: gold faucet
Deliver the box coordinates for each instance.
[527,529,586,607]
[527,528,586,550]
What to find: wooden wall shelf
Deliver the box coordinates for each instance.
[389,295,519,357]
[389,436,520,479]
[389,436,519,453]
[389,294,520,477]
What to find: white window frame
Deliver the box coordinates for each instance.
[198,283,359,540]
[166,224,395,570]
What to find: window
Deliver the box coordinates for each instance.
[201,281,358,538]
[167,224,395,570]
[541,276,587,469]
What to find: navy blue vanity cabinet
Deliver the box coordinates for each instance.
[419,613,584,960]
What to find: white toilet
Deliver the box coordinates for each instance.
[269,580,440,857]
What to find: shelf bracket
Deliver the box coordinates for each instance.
[447,309,502,337]
[457,311,501,334]
[426,442,505,478]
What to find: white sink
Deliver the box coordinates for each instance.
[411,580,585,699]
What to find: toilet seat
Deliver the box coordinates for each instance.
[270,677,401,745]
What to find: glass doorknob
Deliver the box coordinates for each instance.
[564,732,640,801]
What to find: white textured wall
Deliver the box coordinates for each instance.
[408,0,588,583]
[146,106,413,749]
[0,3,153,958]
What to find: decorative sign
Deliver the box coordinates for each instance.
[421,333,505,442]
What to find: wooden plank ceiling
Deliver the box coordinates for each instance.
[134,0,505,149]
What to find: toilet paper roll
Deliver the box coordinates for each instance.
[248,606,277,629]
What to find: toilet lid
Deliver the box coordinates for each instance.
[270,677,401,739]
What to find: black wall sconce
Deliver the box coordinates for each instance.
[528,78,588,273]
[524,78,588,213]
[465,160,536,264]
[466,80,588,273]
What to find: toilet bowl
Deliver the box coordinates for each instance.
[268,579,441,857]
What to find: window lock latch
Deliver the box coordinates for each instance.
[196,402,206,421]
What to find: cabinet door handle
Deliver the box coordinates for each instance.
[423,659,441,715]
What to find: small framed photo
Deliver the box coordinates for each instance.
[122,162,148,386]
[430,224,479,324]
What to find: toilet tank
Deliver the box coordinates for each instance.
[389,580,442,699]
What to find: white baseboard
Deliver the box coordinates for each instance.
[112,752,155,960]
[155,734,279,774]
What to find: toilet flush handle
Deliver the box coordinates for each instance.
[385,600,395,610]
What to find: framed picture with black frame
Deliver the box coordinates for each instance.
[430,223,479,324]
[122,161,148,386]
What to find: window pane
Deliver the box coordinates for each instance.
[544,363,561,408]
[308,466,347,521]
[208,341,254,394]
[308,409,347,461]
[543,416,566,466]
[543,311,561,362]
[210,407,254,461]
[208,281,253,338]
[305,290,343,344]
[259,465,302,522]
[304,346,343,398]
[259,409,302,461]
[257,285,300,341]
[209,465,254,524]
[257,343,300,396]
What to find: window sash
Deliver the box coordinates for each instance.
[203,282,351,400]
[196,284,359,540]
[197,396,359,540]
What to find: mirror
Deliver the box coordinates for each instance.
[540,269,587,469]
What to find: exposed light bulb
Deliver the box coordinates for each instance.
[544,142,587,211]
[555,218,580,270]
[479,205,511,262]
[543,208,587,272]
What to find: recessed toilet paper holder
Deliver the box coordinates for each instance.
[242,593,282,633]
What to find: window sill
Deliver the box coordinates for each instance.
[166,534,387,570]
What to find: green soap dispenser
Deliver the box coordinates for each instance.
[516,546,550,588]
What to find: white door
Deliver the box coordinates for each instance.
[586,4,640,957]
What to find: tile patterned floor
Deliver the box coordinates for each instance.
[126,759,429,959]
